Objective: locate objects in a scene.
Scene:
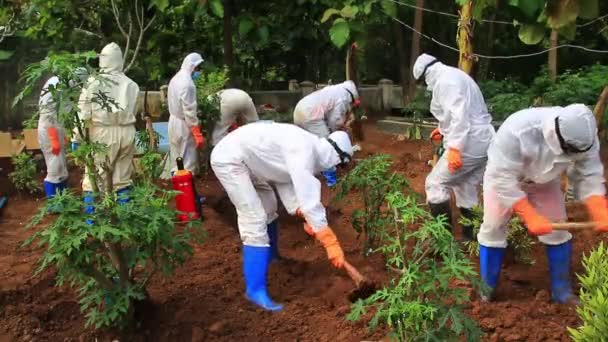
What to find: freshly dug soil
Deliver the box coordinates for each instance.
[0,122,606,341]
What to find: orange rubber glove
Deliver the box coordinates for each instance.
[430,128,443,142]
[47,127,61,155]
[190,126,204,149]
[447,147,462,173]
[585,195,608,232]
[316,227,345,268]
[512,197,553,236]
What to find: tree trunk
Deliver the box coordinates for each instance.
[477,0,498,81]
[407,0,424,101]
[457,1,475,75]
[223,0,234,85]
[393,20,408,103]
[593,86,608,135]
[548,29,558,82]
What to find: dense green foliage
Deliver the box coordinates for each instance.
[459,206,535,265]
[403,64,608,123]
[9,152,39,194]
[16,53,203,329]
[568,242,608,341]
[334,155,411,255]
[347,191,483,341]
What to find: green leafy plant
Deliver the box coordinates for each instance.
[334,154,411,255]
[16,52,204,329]
[196,67,230,138]
[459,206,535,265]
[195,68,229,173]
[9,152,39,194]
[348,191,483,341]
[402,86,431,118]
[568,242,608,341]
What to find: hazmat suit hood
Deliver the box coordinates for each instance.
[340,80,359,100]
[542,104,597,156]
[412,53,443,90]
[180,53,204,73]
[556,104,596,152]
[99,43,124,74]
[318,131,353,169]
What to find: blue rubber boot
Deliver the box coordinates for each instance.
[83,191,95,225]
[56,180,67,194]
[546,241,578,304]
[43,181,57,199]
[479,245,506,302]
[116,186,132,205]
[322,167,337,187]
[243,245,283,311]
[267,220,280,262]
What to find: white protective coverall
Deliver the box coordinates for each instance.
[413,54,495,208]
[210,122,353,246]
[168,53,204,174]
[78,42,140,192]
[38,76,68,183]
[293,80,358,138]
[211,88,259,146]
[478,105,606,247]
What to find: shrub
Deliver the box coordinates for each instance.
[402,86,431,118]
[459,206,535,265]
[568,242,608,341]
[334,155,411,255]
[16,52,204,329]
[9,152,39,194]
[347,191,483,341]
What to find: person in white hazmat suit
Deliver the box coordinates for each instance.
[77,42,140,210]
[168,53,205,175]
[210,88,259,146]
[38,76,68,202]
[293,80,360,187]
[478,104,608,304]
[211,122,354,311]
[412,53,495,241]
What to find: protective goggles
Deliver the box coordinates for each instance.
[416,59,439,83]
[554,116,593,154]
[327,138,352,166]
[345,88,361,109]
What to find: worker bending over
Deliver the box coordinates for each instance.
[78,43,139,205]
[168,53,205,174]
[293,80,359,187]
[479,104,608,304]
[211,122,353,311]
[413,53,495,241]
[210,88,259,146]
[39,76,68,202]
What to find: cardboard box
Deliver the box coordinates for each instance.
[0,132,25,158]
[23,129,40,150]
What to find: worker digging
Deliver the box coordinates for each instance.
[293,80,360,187]
[413,53,495,242]
[478,104,608,304]
[210,122,365,311]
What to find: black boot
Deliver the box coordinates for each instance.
[459,207,475,242]
[429,201,452,233]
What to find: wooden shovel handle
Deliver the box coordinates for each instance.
[343,261,365,286]
[552,222,595,230]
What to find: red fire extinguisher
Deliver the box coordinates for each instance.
[172,157,200,222]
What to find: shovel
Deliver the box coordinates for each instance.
[552,222,596,230]
[343,260,377,302]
